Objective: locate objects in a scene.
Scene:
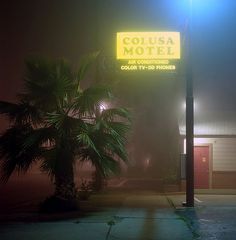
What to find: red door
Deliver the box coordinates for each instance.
[194,146,209,189]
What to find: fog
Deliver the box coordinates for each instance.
[1,0,236,195]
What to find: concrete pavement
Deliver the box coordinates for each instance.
[1,192,236,239]
[169,194,236,240]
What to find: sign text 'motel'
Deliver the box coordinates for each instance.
[116,32,181,71]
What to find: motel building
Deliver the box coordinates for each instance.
[73,32,236,192]
[179,111,236,191]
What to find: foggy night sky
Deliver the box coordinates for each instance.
[1,0,236,113]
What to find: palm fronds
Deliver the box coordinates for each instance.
[73,85,112,116]
[0,125,47,182]
[23,57,74,111]
[0,100,41,125]
[100,107,131,122]
[76,51,100,90]
[77,116,130,177]
[0,53,131,194]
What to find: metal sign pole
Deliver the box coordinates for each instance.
[186,0,194,207]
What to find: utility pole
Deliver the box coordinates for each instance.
[186,0,194,207]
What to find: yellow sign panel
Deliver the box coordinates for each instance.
[117,32,180,60]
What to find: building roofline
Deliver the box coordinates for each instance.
[180,134,236,138]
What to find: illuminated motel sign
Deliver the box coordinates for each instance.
[116,32,181,71]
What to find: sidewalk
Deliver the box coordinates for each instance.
[1,192,236,239]
[168,193,236,240]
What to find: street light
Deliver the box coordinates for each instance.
[185,0,194,207]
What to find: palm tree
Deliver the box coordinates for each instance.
[0,52,130,205]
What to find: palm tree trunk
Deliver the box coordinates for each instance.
[54,156,77,200]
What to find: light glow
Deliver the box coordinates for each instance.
[99,102,107,112]
[183,138,208,153]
